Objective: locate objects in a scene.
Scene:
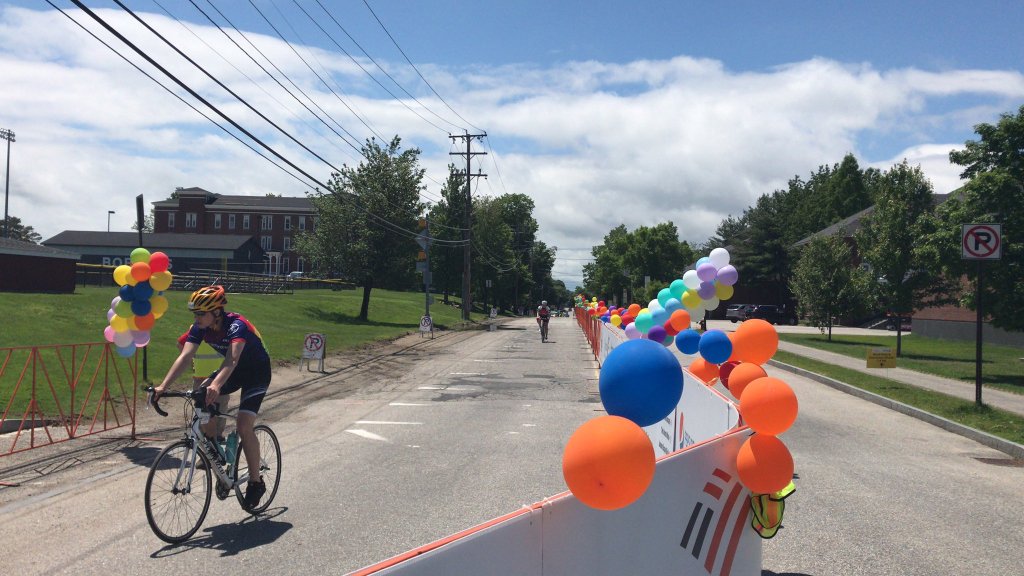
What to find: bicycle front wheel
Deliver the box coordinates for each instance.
[232,424,282,514]
[144,439,212,543]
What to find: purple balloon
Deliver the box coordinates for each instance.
[107,308,116,322]
[647,325,667,342]
[624,323,642,339]
[697,281,717,299]
[131,330,151,347]
[717,265,739,286]
[697,262,718,282]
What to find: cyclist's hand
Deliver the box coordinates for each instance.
[151,384,166,403]
[205,385,221,407]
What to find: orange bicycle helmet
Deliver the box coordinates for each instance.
[188,285,227,312]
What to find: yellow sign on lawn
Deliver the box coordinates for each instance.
[866,347,897,369]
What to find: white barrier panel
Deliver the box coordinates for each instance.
[597,320,626,365]
[354,428,759,576]
[644,370,740,457]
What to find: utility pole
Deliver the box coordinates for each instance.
[1,128,15,239]
[449,131,487,321]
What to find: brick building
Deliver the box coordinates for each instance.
[152,187,315,275]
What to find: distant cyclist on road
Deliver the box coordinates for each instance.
[536,300,551,333]
[153,285,272,510]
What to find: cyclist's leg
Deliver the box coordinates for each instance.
[226,359,271,507]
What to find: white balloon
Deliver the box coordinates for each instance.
[682,269,701,290]
[703,296,721,311]
[647,299,663,313]
[113,329,133,348]
[709,247,731,269]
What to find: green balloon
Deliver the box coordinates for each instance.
[130,247,151,264]
[634,311,654,333]
[115,300,132,317]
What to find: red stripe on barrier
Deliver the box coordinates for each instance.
[702,482,723,500]
[719,493,751,576]
[705,481,744,573]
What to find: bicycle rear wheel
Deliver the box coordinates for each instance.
[145,439,212,543]
[232,424,282,514]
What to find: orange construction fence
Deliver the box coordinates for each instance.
[575,307,600,359]
[0,342,139,458]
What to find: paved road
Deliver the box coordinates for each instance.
[0,317,1020,575]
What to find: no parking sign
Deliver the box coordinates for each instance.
[300,333,326,372]
[962,224,1002,260]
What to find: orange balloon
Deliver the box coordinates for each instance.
[727,363,768,400]
[689,357,719,384]
[736,434,794,494]
[627,303,641,316]
[134,313,156,331]
[731,319,778,365]
[130,261,152,282]
[562,416,655,511]
[740,377,798,435]
[669,309,691,331]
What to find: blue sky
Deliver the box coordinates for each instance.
[2,1,1023,288]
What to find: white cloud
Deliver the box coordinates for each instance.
[2,6,1022,288]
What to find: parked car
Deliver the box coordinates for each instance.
[287,271,304,279]
[748,304,799,325]
[725,303,753,323]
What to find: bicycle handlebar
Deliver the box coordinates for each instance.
[144,386,221,418]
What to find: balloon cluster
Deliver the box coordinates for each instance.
[585,247,738,349]
[562,338,683,510]
[102,248,173,358]
[675,319,799,494]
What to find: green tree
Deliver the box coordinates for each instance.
[425,166,467,303]
[927,105,1024,333]
[790,233,874,340]
[855,161,936,356]
[2,215,42,243]
[295,136,425,321]
[734,191,791,305]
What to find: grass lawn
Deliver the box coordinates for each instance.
[778,332,1024,395]
[0,287,480,418]
[773,350,1024,446]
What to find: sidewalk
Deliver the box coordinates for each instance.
[776,340,1024,418]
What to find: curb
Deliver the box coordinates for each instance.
[767,359,1024,460]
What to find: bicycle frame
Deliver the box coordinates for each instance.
[170,397,250,492]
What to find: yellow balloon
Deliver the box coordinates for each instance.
[610,314,622,326]
[110,315,129,332]
[150,271,173,292]
[682,290,701,309]
[150,295,169,319]
[127,316,139,331]
[113,265,131,286]
[715,283,735,301]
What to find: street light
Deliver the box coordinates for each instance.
[1,128,14,239]
[108,210,116,232]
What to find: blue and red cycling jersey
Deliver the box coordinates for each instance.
[186,312,270,366]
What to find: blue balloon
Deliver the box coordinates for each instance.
[118,284,135,302]
[698,330,733,364]
[664,297,682,313]
[651,307,670,327]
[131,299,152,317]
[115,344,136,358]
[133,280,154,301]
[599,339,684,427]
[695,256,710,267]
[675,329,701,355]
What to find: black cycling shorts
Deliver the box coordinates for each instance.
[213,358,272,415]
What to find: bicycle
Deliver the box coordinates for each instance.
[143,386,282,544]
[540,318,549,343]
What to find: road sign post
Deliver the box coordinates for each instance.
[962,223,1002,406]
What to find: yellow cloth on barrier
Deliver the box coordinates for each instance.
[750,481,795,539]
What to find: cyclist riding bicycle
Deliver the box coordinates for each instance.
[536,300,551,330]
[153,285,272,509]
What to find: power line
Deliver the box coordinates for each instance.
[309,0,462,134]
[359,0,483,134]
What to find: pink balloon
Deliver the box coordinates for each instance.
[103,325,116,343]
